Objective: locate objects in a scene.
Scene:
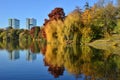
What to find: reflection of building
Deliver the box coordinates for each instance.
[26,18,37,29]
[8,18,20,29]
[26,50,36,61]
[9,50,20,60]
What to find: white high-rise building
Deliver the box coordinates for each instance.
[26,18,37,29]
[8,18,20,29]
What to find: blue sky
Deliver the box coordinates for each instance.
[0,0,114,29]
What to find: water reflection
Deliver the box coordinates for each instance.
[26,50,37,61]
[0,41,120,80]
[7,50,37,61]
[8,50,20,60]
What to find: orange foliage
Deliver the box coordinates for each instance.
[30,26,40,38]
[38,27,46,39]
[44,7,65,26]
[81,8,94,26]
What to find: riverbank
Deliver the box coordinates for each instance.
[89,34,120,52]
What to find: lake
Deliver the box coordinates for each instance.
[0,41,120,80]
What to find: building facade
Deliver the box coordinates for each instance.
[8,18,20,29]
[26,18,37,29]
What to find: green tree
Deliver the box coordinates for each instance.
[102,3,117,37]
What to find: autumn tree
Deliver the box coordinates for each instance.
[38,27,46,39]
[91,3,117,38]
[97,3,117,37]
[64,8,82,44]
[44,7,65,26]
[30,26,40,39]
[44,7,65,44]
[19,30,32,41]
[0,29,4,40]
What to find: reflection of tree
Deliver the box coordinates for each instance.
[1,40,120,79]
[44,44,65,67]
[44,59,64,78]
[19,39,31,49]
[64,45,82,75]
[48,66,64,78]
[39,41,46,55]
[44,57,64,78]
[30,41,40,53]
[44,44,65,78]
[102,54,120,80]
[44,44,120,79]
[0,40,19,51]
[0,40,41,54]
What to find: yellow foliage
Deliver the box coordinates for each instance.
[64,46,82,75]
[45,20,57,44]
[81,27,93,44]
[64,10,82,43]
[44,44,65,67]
[80,46,92,62]
[82,9,93,26]
[45,20,65,44]
[56,20,65,43]
[64,10,82,34]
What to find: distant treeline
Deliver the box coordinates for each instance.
[0,26,46,42]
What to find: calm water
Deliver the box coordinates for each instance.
[0,41,120,80]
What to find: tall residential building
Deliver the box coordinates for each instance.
[8,18,20,29]
[26,18,37,29]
